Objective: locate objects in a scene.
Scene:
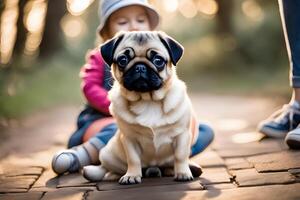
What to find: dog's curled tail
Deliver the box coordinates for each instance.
[83,165,107,182]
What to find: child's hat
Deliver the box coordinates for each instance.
[98,0,160,36]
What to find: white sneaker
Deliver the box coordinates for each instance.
[51,150,81,174]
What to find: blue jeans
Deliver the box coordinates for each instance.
[279,0,300,87]
[67,105,111,148]
[70,120,214,157]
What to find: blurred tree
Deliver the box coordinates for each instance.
[13,0,27,56]
[39,0,67,58]
[0,1,4,22]
[215,0,234,35]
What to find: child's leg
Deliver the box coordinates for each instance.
[190,123,215,157]
[280,0,300,149]
[258,0,300,144]
[67,105,107,148]
[188,123,214,177]
[52,121,117,175]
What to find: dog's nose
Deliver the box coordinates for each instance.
[135,64,147,73]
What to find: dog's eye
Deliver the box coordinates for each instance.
[117,55,129,69]
[152,55,165,70]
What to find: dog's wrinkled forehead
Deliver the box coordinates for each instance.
[114,32,169,58]
[101,31,184,67]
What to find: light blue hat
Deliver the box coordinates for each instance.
[98,0,160,36]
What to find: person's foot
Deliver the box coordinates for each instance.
[285,127,300,149]
[258,101,300,138]
[52,144,93,175]
[190,123,214,157]
[51,149,81,175]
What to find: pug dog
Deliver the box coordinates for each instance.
[83,31,199,184]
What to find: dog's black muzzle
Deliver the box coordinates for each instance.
[123,63,163,92]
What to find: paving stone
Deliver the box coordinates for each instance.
[1,166,43,177]
[97,177,203,191]
[0,147,60,168]
[0,188,28,193]
[216,140,285,158]
[0,175,38,192]
[230,168,296,187]
[30,168,59,192]
[57,173,96,188]
[288,168,300,178]
[200,184,300,200]
[0,192,43,200]
[208,183,300,200]
[31,168,57,188]
[200,167,232,185]
[42,188,87,200]
[212,134,282,149]
[30,186,59,192]
[204,183,236,190]
[91,183,204,200]
[225,158,253,170]
[40,174,60,190]
[247,151,300,172]
[191,151,225,168]
[88,184,300,200]
[87,188,188,200]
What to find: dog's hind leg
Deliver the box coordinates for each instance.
[100,147,127,174]
[83,165,107,182]
[103,172,122,181]
[144,167,162,178]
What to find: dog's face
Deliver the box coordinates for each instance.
[101,31,184,93]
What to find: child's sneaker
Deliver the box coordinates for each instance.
[52,150,81,174]
[258,101,300,138]
[285,127,300,149]
[52,145,91,175]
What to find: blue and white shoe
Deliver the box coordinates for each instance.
[52,146,91,175]
[52,150,81,175]
[285,127,300,149]
[258,101,300,138]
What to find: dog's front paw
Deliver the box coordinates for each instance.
[174,172,194,182]
[119,175,142,185]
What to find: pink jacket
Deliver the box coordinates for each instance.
[79,49,111,115]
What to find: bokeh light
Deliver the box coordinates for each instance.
[242,0,264,22]
[197,0,219,17]
[0,0,19,65]
[162,0,178,13]
[67,0,94,16]
[60,14,87,39]
[231,132,265,144]
[25,0,47,33]
[24,0,47,56]
[178,0,198,19]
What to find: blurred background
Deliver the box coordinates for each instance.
[0,0,290,122]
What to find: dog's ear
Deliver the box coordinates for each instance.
[158,32,184,66]
[100,33,125,66]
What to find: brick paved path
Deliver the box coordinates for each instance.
[0,94,299,200]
